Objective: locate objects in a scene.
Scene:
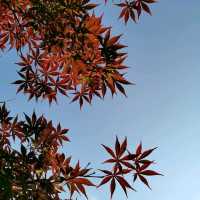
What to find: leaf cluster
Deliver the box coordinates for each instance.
[0,0,155,108]
[0,0,161,199]
[99,137,162,198]
[0,104,162,199]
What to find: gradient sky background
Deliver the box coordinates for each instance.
[1,0,200,199]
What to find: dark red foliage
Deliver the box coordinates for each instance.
[99,137,162,198]
[115,0,156,23]
[0,0,161,199]
[0,0,155,108]
[0,104,162,199]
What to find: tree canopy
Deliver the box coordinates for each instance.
[0,0,161,199]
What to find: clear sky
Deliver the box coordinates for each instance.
[1,0,200,199]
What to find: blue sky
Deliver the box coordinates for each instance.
[1,0,200,199]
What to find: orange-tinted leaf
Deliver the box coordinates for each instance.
[70,178,95,186]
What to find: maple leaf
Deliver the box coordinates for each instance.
[0,0,162,198]
[116,0,156,23]
[102,137,134,171]
[98,168,134,198]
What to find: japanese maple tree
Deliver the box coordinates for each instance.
[0,0,161,199]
